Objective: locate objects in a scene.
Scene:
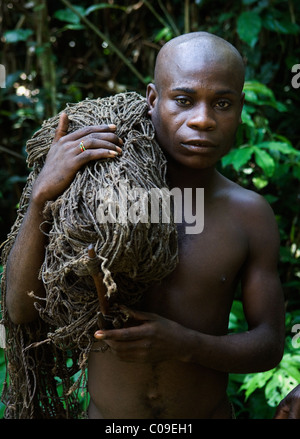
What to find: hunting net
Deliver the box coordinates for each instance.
[0,92,178,418]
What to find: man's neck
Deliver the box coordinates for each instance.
[166,159,219,192]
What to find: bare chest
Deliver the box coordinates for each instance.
[141,212,248,333]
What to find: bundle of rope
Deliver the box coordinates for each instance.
[1,92,178,418]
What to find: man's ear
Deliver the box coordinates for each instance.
[146,83,158,116]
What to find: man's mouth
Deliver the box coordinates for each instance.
[180,140,216,152]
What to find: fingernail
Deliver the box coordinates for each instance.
[109,124,116,129]
[110,151,119,156]
[94,331,105,339]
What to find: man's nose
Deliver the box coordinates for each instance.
[186,104,216,131]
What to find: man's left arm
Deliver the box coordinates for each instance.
[183,195,285,372]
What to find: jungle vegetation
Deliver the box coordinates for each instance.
[0,0,299,419]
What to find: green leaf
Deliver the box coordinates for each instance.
[221,146,254,171]
[154,27,173,43]
[229,300,248,332]
[241,113,255,128]
[218,12,234,23]
[85,4,127,15]
[244,81,274,99]
[243,81,287,112]
[4,29,33,43]
[61,24,85,31]
[252,176,269,189]
[263,15,300,35]
[253,147,275,177]
[237,11,262,48]
[264,369,298,407]
[244,89,259,104]
[54,7,85,24]
[264,194,278,204]
[257,141,299,155]
[240,370,274,400]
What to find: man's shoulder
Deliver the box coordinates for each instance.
[221,175,269,207]
[215,175,280,260]
[219,175,276,226]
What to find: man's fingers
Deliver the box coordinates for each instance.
[65,124,117,142]
[53,117,123,158]
[53,112,69,142]
[94,323,146,341]
[75,136,123,154]
[94,328,133,341]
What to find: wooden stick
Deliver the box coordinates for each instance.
[87,244,109,317]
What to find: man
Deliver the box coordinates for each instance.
[5,32,285,418]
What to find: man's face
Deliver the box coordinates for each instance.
[147,49,245,170]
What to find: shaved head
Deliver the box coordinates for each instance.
[146,31,246,170]
[154,32,245,94]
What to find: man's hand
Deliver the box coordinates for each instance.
[274,384,300,419]
[32,112,123,205]
[94,307,191,363]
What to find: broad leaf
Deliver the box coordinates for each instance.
[222,146,254,171]
[253,147,275,177]
[237,11,262,47]
[4,29,33,43]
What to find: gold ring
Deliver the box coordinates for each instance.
[79,141,86,152]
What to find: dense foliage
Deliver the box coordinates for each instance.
[0,0,299,419]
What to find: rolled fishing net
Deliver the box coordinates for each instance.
[0,92,178,418]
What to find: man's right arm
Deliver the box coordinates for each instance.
[5,113,123,324]
[5,198,48,324]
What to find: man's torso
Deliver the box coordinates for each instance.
[88,177,251,418]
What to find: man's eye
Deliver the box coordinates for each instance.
[216,100,231,109]
[175,98,191,106]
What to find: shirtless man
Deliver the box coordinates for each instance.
[5,32,285,419]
